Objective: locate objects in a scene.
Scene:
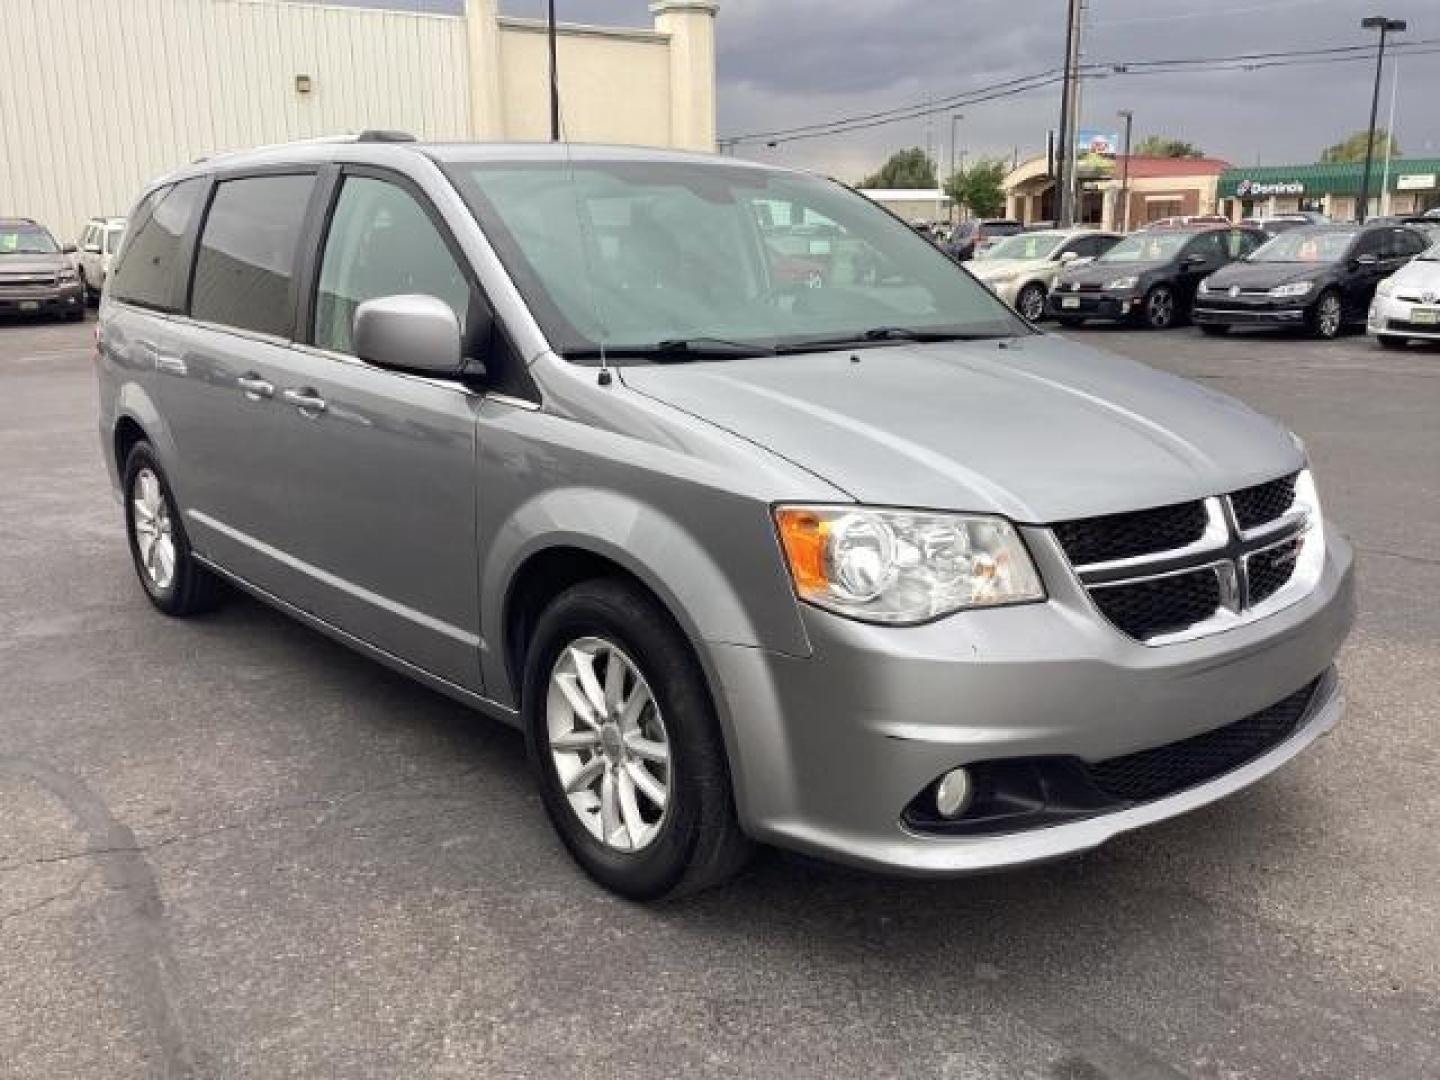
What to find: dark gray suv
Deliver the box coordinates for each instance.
[0,218,84,320]
[96,138,1354,898]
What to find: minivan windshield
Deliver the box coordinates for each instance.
[1247,229,1356,263]
[984,232,1067,261]
[1097,231,1191,264]
[449,160,1026,359]
[0,224,59,255]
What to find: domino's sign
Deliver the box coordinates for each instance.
[1236,179,1305,197]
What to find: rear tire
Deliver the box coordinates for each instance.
[122,441,223,616]
[522,578,751,900]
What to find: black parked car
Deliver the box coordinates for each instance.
[943,218,1023,262]
[1048,226,1265,329]
[1193,223,1429,339]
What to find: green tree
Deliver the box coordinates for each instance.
[1320,129,1401,162]
[945,158,1007,217]
[1132,135,1205,159]
[860,147,937,189]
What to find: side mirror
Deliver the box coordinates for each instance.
[1354,253,1378,267]
[353,294,464,376]
[62,243,78,254]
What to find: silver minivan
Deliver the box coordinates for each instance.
[96,138,1355,899]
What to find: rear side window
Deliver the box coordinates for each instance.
[111,180,206,311]
[313,176,472,355]
[191,174,316,337]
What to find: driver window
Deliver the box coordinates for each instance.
[314,177,473,356]
[1186,232,1227,261]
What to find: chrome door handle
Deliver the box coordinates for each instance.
[281,387,327,414]
[155,354,188,376]
[237,374,275,400]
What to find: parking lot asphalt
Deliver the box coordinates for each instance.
[1,313,1437,1079]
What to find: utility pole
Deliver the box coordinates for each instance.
[1357,15,1406,223]
[950,114,963,224]
[548,0,561,141]
[1379,57,1400,216]
[1056,0,1084,226]
[1117,109,1134,232]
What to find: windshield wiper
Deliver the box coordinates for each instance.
[777,327,1008,352]
[568,337,777,362]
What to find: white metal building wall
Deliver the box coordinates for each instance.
[0,0,472,239]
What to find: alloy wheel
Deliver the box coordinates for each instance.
[131,468,176,591]
[1147,288,1174,328]
[1018,284,1046,322]
[546,637,672,852]
[1317,294,1342,338]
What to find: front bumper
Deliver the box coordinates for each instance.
[709,525,1355,876]
[1048,290,1142,321]
[1194,301,1307,326]
[1369,293,1440,340]
[0,282,83,314]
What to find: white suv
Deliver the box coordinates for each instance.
[77,217,127,303]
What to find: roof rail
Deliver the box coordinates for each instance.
[356,129,417,143]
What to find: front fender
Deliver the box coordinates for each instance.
[480,486,812,705]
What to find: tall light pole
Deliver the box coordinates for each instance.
[1117,109,1134,232]
[949,114,963,224]
[548,0,561,141]
[1357,15,1406,223]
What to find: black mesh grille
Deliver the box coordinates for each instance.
[1090,569,1221,641]
[1246,537,1302,604]
[1086,678,1320,802]
[1052,501,1208,567]
[1230,474,1297,531]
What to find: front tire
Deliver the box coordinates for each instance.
[1308,289,1343,339]
[1141,284,1178,330]
[1015,282,1047,323]
[522,579,751,900]
[122,441,223,616]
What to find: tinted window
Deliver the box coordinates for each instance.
[314,176,472,355]
[1185,232,1229,261]
[111,180,206,310]
[191,174,316,337]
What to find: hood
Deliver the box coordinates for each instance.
[972,257,1049,279]
[1387,257,1440,290]
[1059,259,1165,286]
[1205,260,1332,289]
[0,253,66,275]
[619,335,1301,523]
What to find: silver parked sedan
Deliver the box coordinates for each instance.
[95,139,1354,899]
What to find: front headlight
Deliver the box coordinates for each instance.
[1375,277,1396,297]
[1198,279,1211,295]
[774,506,1045,624]
[1269,281,1314,298]
[1105,275,1138,291]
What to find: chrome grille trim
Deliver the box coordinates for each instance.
[1055,470,1324,646]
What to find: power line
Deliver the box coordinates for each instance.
[723,38,1440,147]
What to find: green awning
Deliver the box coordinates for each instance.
[1218,159,1440,198]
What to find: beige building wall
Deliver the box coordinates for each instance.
[496,20,673,146]
[0,0,719,239]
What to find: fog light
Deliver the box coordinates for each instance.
[935,768,973,819]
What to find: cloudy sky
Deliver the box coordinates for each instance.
[340,0,1440,180]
